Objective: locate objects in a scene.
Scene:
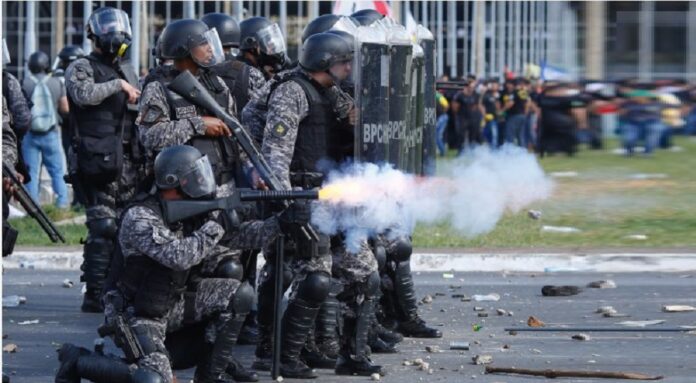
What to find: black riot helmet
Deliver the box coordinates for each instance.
[239,17,273,51]
[86,7,132,58]
[239,16,287,72]
[201,13,241,48]
[325,30,356,50]
[154,145,216,199]
[27,51,50,74]
[299,32,353,73]
[351,9,384,26]
[158,19,225,68]
[58,45,85,67]
[302,14,341,43]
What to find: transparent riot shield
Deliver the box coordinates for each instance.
[410,42,425,175]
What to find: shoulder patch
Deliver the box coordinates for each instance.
[272,122,289,138]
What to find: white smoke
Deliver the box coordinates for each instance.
[312,145,554,252]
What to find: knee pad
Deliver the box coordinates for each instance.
[373,245,387,271]
[388,237,412,263]
[365,272,381,298]
[296,272,331,304]
[87,218,118,239]
[131,368,164,383]
[231,281,254,315]
[215,259,243,281]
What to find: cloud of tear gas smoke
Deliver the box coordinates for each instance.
[312,145,554,253]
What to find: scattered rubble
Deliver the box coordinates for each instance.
[17,320,39,325]
[3,344,17,353]
[449,341,469,350]
[571,333,591,341]
[472,355,493,365]
[421,295,433,304]
[587,280,617,289]
[2,296,27,307]
[662,305,695,313]
[541,225,581,234]
[542,285,581,296]
[425,345,441,353]
[473,306,485,312]
[472,293,500,302]
[62,279,74,288]
[371,372,381,381]
[527,316,545,327]
[496,309,507,316]
[618,320,665,327]
[595,306,616,315]
[477,312,488,318]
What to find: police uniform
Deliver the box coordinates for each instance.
[213,59,266,111]
[65,52,140,311]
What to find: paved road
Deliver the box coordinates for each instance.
[3,269,696,382]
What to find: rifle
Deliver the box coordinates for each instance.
[167,70,318,241]
[2,162,65,243]
[162,189,318,224]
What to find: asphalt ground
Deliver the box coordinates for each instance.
[3,269,696,382]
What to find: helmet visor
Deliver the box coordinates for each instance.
[190,28,225,68]
[179,155,216,198]
[89,8,132,36]
[257,23,286,55]
[2,38,10,65]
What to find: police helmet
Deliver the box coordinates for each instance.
[154,145,216,199]
[351,9,384,26]
[301,14,341,43]
[299,32,353,73]
[58,45,85,64]
[158,19,225,67]
[86,7,132,57]
[27,51,50,74]
[201,13,241,48]
[239,17,273,51]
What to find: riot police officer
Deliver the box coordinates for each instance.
[56,145,309,383]
[65,7,142,312]
[202,13,266,110]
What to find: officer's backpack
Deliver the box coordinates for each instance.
[28,74,57,133]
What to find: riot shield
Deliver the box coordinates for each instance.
[409,42,425,175]
[384,21,412,171]
[353,22,390,165]
[418,25,436,176]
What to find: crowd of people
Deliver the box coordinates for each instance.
[2,7,443,383]
[435,74,696,157]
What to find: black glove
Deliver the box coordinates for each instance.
[277,200,311,235]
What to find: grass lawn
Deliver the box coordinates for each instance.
[413,136,696,249]
[10,136,696,249]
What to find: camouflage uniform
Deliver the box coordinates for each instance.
[2,71,32,136]
[65,56,140,311]
[247,65,267,102]
[2,97,18,166]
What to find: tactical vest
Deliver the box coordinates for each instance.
[118,197,191,319]
[213,59,251,111]
[270,72,336,174]
[68,52,138,140]
[153,68,240,185]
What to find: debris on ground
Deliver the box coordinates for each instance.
[418,362,430,371]
[596,306,616,315]
[425,345,441,353]
[550,171,579,178]
[571,333,591,341]
[3,344,17,353]
[2,296,27,307]
[662,305,695,313]
[527,316,546,327]
[442,273,455,279]
[413,358,425,367]
[421,295,433,304]
[472,355,493,365]
[485,366,663,380]
[371,373,381,381]
[617,320,665,327]
[542,285,582,296]
[62,279,74,288]
[472,293,500,302]
[17,319,39,325]
[496,309,507,316]
[473,306,485,312]
[472,324,483,332]
[403,360,413,366]
[541,225,581,234]
[478,312,488,318]
[587,280,617,289]
[624,234,648,240]
[527,210,542,220]
[450,341,470,350]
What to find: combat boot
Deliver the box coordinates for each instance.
[335,299,384,376]
[301,327,336,369]
[314,288,340,359]
[393,262,442,338]
[250,325,272,372]
[236,310,259,345]
[279,298,321,379]
[226,358,259,382]
[55,343,90,383]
